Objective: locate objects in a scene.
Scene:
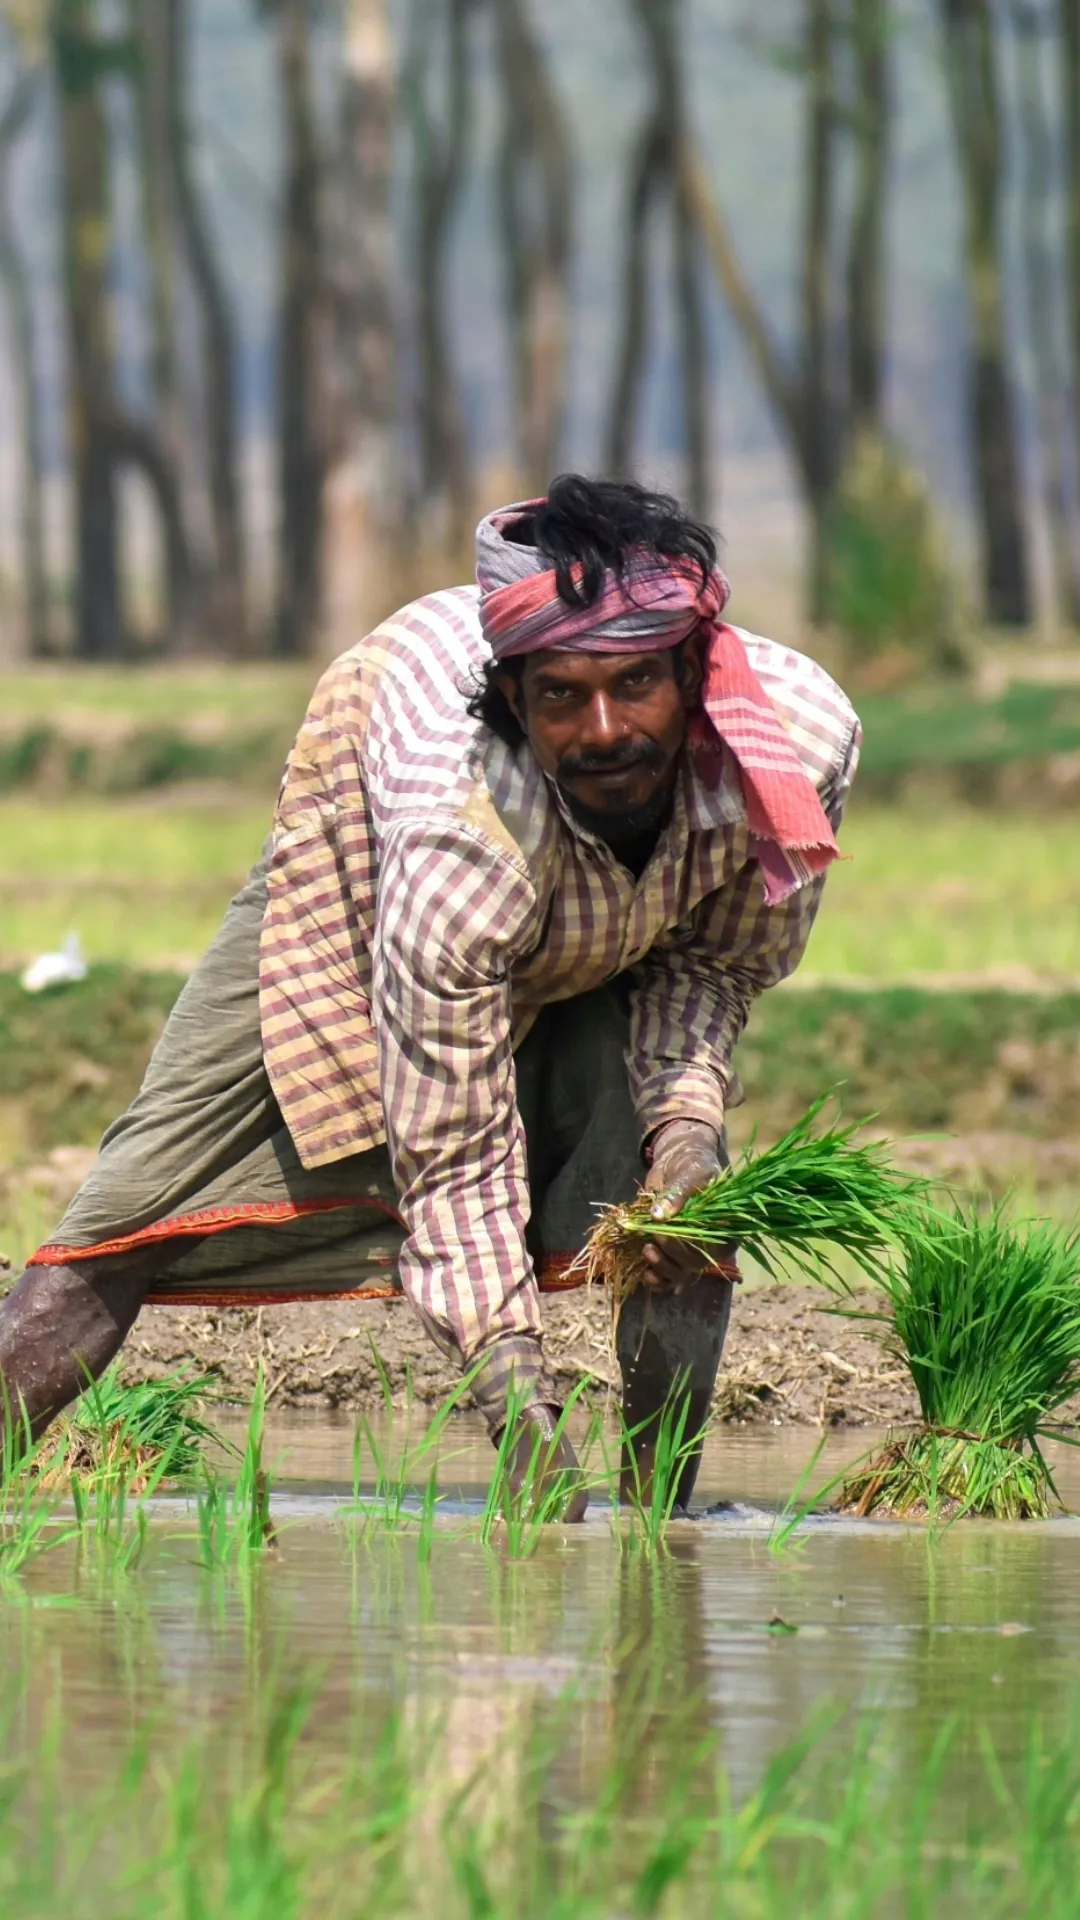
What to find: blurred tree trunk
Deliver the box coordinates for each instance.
[165,0,247,649]
[605,0,710,518]
[605,110,664,485]
[1063,0,1080,624]
[0,70,48,656]
[53,0,123,658]
[493,0,572,495]
[404,0,474,544]
[939,0,1030,625]
[129,3,182,508]
[128,0,198,651]
[847,0,889,435]
[54,1,195,659]
[1013,0,1080,627]
[801,0,840,619]
[322,0,402,642]
[275,0,328,656]
[682,0,846,620]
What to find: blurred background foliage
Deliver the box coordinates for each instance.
[0,0,1075,667]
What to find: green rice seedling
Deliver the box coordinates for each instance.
[585,1097,930,1310]
[197,1368,275,1568]
[34,1361,223,1493]
[839,1204,1080,1520]
[0,1389,79,1578]
[345,1366,481,1538]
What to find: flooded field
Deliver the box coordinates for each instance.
[5,1411,1080,1913]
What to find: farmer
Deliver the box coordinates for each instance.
[0,476,859,1516]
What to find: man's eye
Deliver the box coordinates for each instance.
[541,686,574,702]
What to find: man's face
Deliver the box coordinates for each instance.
[498,640,703,823]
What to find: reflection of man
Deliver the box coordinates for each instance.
[0,476,859,1516]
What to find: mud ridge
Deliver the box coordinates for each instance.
[120,1284,923,1430]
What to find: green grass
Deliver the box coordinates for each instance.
[2,794,1080,978]
[0,662,311,730]
[840,1206,1080,1520]
[807,802,1080,978]
[0,797,269,969]
[857,678,1080,786]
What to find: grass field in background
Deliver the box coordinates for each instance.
[2,796,1078,978]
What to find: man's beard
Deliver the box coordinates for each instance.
[555,740,675,860]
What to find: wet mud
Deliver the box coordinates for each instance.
[122,1281,923,1427]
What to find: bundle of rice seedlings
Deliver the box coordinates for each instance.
[34,1362,223,1492]
[584,1099,927,1307]
[839,1205,1080,1520]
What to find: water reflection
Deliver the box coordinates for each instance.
[3,1416,1080,1830]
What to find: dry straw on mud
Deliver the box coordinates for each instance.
[839,1206,1080,1521]
[583,1100,926,1307]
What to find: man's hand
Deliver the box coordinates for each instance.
[641,1118,723,1289]
[498,1403,588,1522]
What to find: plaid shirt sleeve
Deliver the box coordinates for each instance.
[628,716,862,1141]
[368,815,557,1415]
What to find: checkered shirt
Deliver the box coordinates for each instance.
[259,587,861,1399]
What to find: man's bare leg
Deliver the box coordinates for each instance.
[0,1243,196,1443]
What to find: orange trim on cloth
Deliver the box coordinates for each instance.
[27,1213,737,1307]
[26,1194,403,1269]
[26,1208,603,1302]
[144,1284,404,1307]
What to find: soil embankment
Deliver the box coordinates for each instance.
[115,1283,920,1429]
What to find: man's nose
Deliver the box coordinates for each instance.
[580,692,625,751]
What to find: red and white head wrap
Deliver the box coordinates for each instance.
[475,498,839,903]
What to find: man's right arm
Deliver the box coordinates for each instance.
[365,815,558,1429]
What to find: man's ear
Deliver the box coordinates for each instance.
[679,629,706,706]
[497,670,526,728]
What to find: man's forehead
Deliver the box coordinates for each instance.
[522,646,675,680]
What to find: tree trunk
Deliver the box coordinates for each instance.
[275,0,327,657]
[847,0,889,436]
[0,72,48,656]
[493,0,573,493]
[322,0,402,643]
[405,0,474,540]
[604,116,666,482]
[606,0,710,514]
[128,0,197,651]
[1062,0,1080,626]
[165,0,247,648]
[650,0,709,518]
[939,0,1030,625]
[802,0,840,622]
[1012,0,1080,627]
[54,0,123,660]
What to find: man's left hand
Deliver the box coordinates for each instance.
[641,1118,723,1289]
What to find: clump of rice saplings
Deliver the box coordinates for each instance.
[587,1098,1080,1523]
[584,1099,929,1304]
[34,1359,221,1492]
[839,1205,1080,1520]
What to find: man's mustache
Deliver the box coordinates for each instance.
[556,740,667,780]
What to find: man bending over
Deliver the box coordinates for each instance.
[0,477,860,1516]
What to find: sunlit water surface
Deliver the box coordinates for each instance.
[7,1414,1080,1830]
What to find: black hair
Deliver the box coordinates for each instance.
[466,473,718,746]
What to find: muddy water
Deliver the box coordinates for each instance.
[6,1414,1080,1833]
